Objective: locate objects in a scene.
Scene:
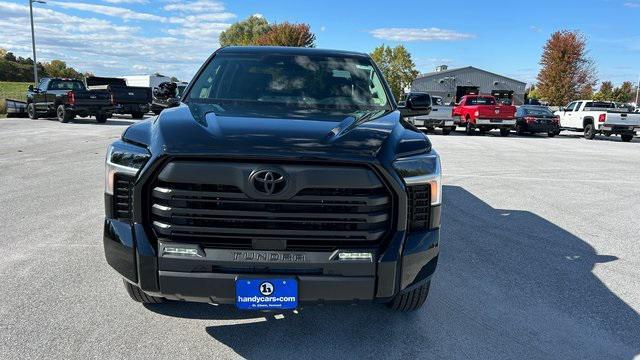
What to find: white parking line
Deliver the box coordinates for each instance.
[444,174,636,184]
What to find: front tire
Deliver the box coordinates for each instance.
[499,128,511,137]
[584,123,596,140]
[57,105,73,123]
[131,111,144,119]
[441,127,453,135]
[547,131,556,138]
[621,134,634,142]
[515,124,525,136]
[123,280,164,304]
[27,103,38,119]
[386,281,431,312]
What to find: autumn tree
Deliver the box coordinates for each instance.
[579,84,594,99]
[370,45,419,100]
[255,22,315,47]
[536,31,597,105]
[593,81,614,100]
[219,15,270,46]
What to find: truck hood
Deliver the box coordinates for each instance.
[123,104,431,163]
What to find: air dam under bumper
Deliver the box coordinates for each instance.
[103,219,440,305]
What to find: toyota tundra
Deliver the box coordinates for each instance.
[103,46,442,312]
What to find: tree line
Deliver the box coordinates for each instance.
[0,48,91,82]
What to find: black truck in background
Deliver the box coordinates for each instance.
[27,78,113,123]
[85,76,151,119]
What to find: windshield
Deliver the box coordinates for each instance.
[186,52,391,119]
[523,107,553,116]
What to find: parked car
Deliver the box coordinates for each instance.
[26,77,113,123]
[85,76,151,119]
[103,46,442,312]
[514,105,560,137]
[405,94,456,135]
[555,100,640,142]
[453,95,517,136]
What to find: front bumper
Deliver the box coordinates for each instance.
[104,218,440,304]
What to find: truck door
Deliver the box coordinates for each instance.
[34,79,49,112]
[560,101,578,128]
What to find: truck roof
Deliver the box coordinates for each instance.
[218,46,369,58]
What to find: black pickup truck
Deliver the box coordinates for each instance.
[85,76,151,119]
[27,78,113,123]
[104,46,442,312]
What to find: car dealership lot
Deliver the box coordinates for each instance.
[0,117,639,360]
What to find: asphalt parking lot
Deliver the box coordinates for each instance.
[0,116,639,360]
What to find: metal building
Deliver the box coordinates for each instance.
[411,65,527,105]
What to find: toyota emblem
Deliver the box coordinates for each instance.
[250,170,287,195]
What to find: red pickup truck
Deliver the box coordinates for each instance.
[453,95,517,136]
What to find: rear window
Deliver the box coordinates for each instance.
[584,102,614,109]
[49,80,85,91]
[466,97,496,105]
[523,107,553,116]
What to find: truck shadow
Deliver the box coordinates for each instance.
[146,186,639,359]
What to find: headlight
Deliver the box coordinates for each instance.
[393,152,442,205]
[105,140,150,195]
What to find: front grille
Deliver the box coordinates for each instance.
[407,185,430,231]
[113,174,134,220]
[149,162,393,251]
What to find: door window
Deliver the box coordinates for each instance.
[37,79,48,92]
[565,102,577,112]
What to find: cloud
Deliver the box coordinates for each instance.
[163,0,225,12]
[103,0,148,4]
[530,25,542,33]
[0,1,233,80]
[48,1,165,22]
[623,1,640,8]
[370,27,475,41]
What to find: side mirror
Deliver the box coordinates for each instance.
[28,85,35,92]
[399,93,432,117]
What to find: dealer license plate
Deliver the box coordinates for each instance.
[236,278,298,310]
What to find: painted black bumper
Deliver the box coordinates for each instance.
[103,215,440,304]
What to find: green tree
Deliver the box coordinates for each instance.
[612,81,634,103]
[370,44,418,100]
[536,31,597,105]
[42,60,82,79]
[255,22,315,47]
[170,76,179,82]
[526,84,541,100]
[594,81,614,101]
[219,15,270,46]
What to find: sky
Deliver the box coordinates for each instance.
[0,0,639,86]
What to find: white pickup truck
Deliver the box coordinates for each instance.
[404,95,456,135]
[555,100,640,142]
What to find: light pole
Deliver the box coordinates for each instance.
[29,0,46,85]
[636,76,640,105]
